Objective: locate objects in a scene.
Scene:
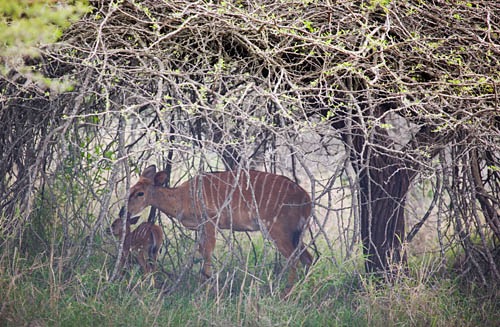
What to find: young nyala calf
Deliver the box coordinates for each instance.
[108,216,163,274]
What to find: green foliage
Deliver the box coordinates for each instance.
[0,0,88,54]
[0,0,89,90]
[20,192,54,256]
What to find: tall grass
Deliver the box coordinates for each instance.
[1,241,498,327]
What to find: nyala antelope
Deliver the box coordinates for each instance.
[108,214,163,274]
[122,165,313,290]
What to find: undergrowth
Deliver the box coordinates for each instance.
[0,244,498,327]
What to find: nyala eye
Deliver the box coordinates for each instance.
[136,192,144,197]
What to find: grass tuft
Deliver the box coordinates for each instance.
[0,242,498,327]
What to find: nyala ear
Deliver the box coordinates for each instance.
[141,165,157,180]
[129,216,140,225]
[154,171,169,186]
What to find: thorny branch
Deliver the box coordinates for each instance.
[1,0,498,286]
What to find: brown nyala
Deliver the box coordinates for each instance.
[108,215,163,274]
[122,164,313,290]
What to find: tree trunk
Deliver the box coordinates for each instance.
[332,103,416,278]
[356,150,412,277]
